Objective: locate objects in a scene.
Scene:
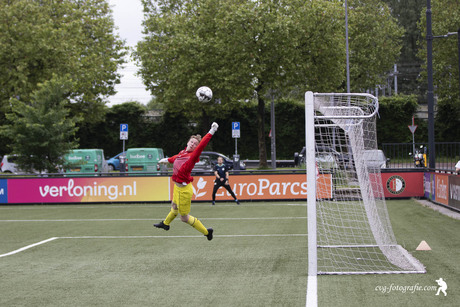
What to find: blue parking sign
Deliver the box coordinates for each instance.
[232,122,240,138]
[0,179,7,203]
[120,124,128,140]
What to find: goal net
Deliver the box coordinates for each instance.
[305,92,425,275]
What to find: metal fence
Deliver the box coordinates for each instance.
[382,142,460,171]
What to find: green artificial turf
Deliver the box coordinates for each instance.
[0,200,458,306]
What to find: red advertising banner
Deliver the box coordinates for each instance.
[381,172,424,198]
[178,173,333,201]
[435,174,449,205]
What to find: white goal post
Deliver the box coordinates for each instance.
[305,91,425,305]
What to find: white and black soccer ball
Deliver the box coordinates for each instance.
[196,86,213,103]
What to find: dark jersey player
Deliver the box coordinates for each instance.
[212,156,239,206]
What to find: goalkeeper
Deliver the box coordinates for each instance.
[154,122,219,241]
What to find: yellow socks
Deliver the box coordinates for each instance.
[164,208,178,225]
[187,215,208,235]
[164,210,208,236]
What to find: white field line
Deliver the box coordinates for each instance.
[0,237,58,258]
[0,217,306,222]
[306,275,318,307]
[0,203,307,210]
[0,234,307,258]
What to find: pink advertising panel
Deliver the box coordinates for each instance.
[7,177,170,203]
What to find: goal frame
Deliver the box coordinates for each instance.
[305,91,425,306]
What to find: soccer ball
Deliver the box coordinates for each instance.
[196,86,213,103]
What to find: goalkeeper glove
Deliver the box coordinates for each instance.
[209,122,219,135]
[159,158,169,164]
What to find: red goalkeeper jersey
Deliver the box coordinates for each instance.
[167,133,213,184]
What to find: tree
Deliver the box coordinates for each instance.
[0,0,127,152]
[136,0,403,166]
[376,95,421,145]
[151,110,194,157]
[136,0,343,167]
[435,97,460,141]
[417,0,460,141]
[346,0,404,91]
[76,101,155,157]
[382,0,426,95]
[103,102,151,152]
[0,76,80,173]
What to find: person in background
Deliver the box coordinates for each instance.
[212,156,240,206]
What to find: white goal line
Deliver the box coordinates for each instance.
[0,233,307,258]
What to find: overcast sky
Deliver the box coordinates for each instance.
[108,0,151,106]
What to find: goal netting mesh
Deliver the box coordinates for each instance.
[306,92,425,275]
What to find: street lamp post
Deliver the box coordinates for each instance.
[426,0,435,169]
[345,0,350,93]
[270,91,276,170]
[426,0,460,169]
[458,28,460,94]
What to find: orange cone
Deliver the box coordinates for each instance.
[416,240,431,251]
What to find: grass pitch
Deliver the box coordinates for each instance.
[0,199,458,306]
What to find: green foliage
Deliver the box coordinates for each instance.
[0,76,80,173]
[136,0,403,164]
[417,0,460,144]
[0,0,127,143]
[190,98,304,160]
[200,102,261,159]
[51,94,452,163]
[77,102,150,157]
[435,95,460,141]
[417,0,460,100]
[269,99,305,159]
[383,0,425,62]
[376,94,421,145]
[150,111,194,157]
[382,0,426,95]
[77,103,195,159]
[105,102,149,149]
[348,0,404,91]
[136,0,346,107]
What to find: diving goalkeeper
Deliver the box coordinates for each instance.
[154,122,219,241]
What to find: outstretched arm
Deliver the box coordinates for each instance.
[189,122,219,163]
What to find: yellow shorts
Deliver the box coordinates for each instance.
[173,183,193,216]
